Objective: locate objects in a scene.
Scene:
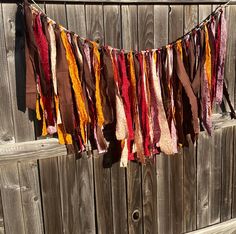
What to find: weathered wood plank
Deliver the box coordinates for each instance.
[168,5,184,234]
[183,140,197,233]
[154,5,168,48]
[32,0,236,3]
[209,129,222,225]
[45,4,67,27]
[196,5,212,230]
[183,5,198,233]
[154,5,171,234]
[232,125,236,218]
[76,153,96,234]
[0,3,14,145]
[104,5,128,234]
[142,159,157,234]
[197,131,211,229]
[138,5,154,50]
[122,4,143,234]
[2,3,34,143]
[66,4,96,234]
[39,157,63,234]
[121,5,138,50]
[188,218,236,234]
[58,154,79,234]
[17,160,44,234]
[66,3,87,38]
[221,126,234,222]
[0,190,4,234]
[137,4,157,234]
[0,139,67,163]
[127,162,143,234]
[85,4,104,45]
[0,163,25,234]
[225,5,236,110]
[93,150,113,234]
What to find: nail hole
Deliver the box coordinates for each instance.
[132,209,141,222]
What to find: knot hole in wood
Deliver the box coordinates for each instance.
[132,209,141,222]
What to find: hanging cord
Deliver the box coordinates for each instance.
[29,0,232,51]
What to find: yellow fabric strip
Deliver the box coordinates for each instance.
[61,30,89,143]
[205,24,212,92]
[91,41,105,127]
[36,98,41,120]
[39,97,48,137]
[176,40,183,61]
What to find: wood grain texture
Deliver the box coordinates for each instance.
[127,162,143,234]
[221,126,234,222]
[39,157,63,234]
[137,4,157,234]
[183,141,197,233]
[168,5,184,234]
[66,3,87,38]
[183,5,198,233]
[58,154,80,234]
[93,150,113,234]
[225,5,236,110]
[154,6,171,234]
[0,138,67,163]
[0,3,14,145]
[0,163,25,234]
[103,5,121,48]
[34,0,236,3]
[138,5,154,50]
[17,160,44,234]
[0,190,4,234]
[121,5,138,50]
[2,3,34,143]
[209,129,222,225]
[76,154,96,234]
[232,125,236,218]
[154,5,169,48]
[66,5,96,233]
[197,132,211,229]
[189,218,236,234]
[142,159,157,234]
[45,4,67,27]
[85,4,104,45]
[103,5,128,234]
[122,4,143,234]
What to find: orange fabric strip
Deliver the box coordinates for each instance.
[61,30,89,143]
[91,41,105,127]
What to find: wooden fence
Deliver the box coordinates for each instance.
[0,0,236,233]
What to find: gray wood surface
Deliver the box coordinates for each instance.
[169,5,184,234]
[188,218,236,234]
[183,5,198,233]
[121,5,143,234]
[76,154,96,234]
[104,5,128,234]
[39,157,63,234]
[0,163,25,234]
[35,0,236,3]
[0,190,4,234]
[0,3,14,145]
[221,126,234,222]
[66,5,96,233]
[58,154,79,234]
[17,160,44,234]
[225,5,236,110]
[232,125,236,218]
[0,139,67,163]
[2,3,34,143]
[93,150,113,234]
